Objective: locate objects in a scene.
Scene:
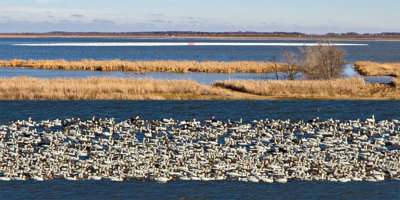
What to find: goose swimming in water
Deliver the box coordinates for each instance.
[0,177,11,181]
[154,177,169,183]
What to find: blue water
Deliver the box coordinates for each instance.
[1,180,399,200]
[1,100,400,124]
[1,100,400,199]
[1,37,400,199]
[0,38,400,62]
[0,38,397,84]
[0,67,299,85]
[0,67,284,83]
[0,64,393,85]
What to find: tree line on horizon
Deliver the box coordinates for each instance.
[1,31,400,38]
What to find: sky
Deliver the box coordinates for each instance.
[0,0,399,33]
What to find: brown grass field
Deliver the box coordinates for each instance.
[0,77,398,100]
[0,59,284,74]
[212,78,400,100]
[391,78,400,88]
[0,77,264,100]
[354,61,400,77]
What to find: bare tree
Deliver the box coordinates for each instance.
[300,43,346,80]
[271,56,280,80]
[282,50,301,80]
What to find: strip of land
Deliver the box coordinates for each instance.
[2,59,400,78]
[354,61,400,77]
[0,77,261,100]
[212,78,400,99]
[392,78,400,88]
[0,77,398,100]
[0,59,284,74]
[1,32,400,40]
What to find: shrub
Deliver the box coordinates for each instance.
[300,43,347,80]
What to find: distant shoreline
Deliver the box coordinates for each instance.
[1,32,400,41]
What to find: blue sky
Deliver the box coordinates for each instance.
[0,0,399,33]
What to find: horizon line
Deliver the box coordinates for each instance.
[1,31,400,35]
[14,42,368,47]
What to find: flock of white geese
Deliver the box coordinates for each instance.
[0,115,399,183]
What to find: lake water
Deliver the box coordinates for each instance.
[0,67,301,85]
[1,179,399,200]
[1,100,400,124]
[0,64,393,85]
[1,38,400,62]
[0,37,397,84]
[1,38,400,199]
[0,100,400,199]
[0,38,398,83]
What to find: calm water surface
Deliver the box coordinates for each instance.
[1,37,400,199]
[1,38,400,62]
[1,100,400,124]
[0,67,300,85]
[0,38,397,83]
[0,64,393,84]
[1,180,399,200]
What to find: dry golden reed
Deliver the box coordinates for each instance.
[354,61,400,77]
[212,78,400,99]
[0,59,284,74]
[391,78,400,89]
[0,77,398,100]
[0,77,238,100]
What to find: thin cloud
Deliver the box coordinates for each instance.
[35,0,58,3]
[71,14,84,18]
[92,19,114,24]
[0,6,108,18]
[150,19,165,23]
[150,14,164,17]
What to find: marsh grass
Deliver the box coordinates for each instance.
[0,77,398,100]
[0,59,285,74]
[212,78,400,99]
[354,61,400,77]
[391,78,400,88]
[0,77,241,100]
